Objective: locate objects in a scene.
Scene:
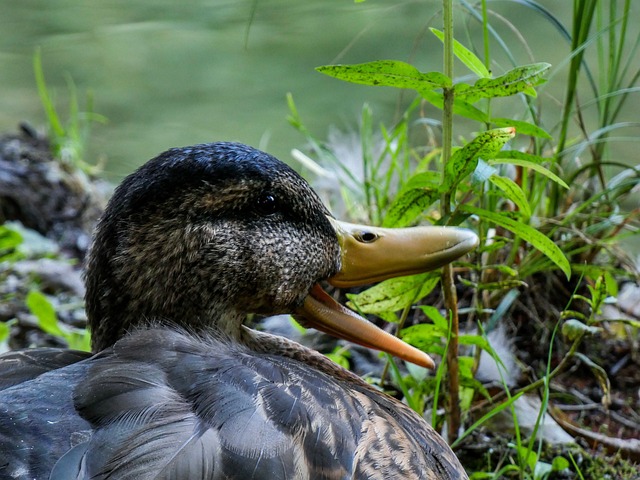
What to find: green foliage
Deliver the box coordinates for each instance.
[429,28,490,78]
[317,60,450,91]
[0,225,24,263]
[314,33,576,290]
[514,446,570,480]
[2,53,103,351]
[317,60,549,123]
[1,207,90,353]
[324,346,351,370]
[347,273,439,323]
[561,318,601,340]
[294,0,638,477]
[551,0,640,216]
[443,127,514,191]
[454,63,550,103]
[0,320,14,350]
[462,205,571,279]
[0,226,23,350]
[34,48,107,174]
[25,290,91,351]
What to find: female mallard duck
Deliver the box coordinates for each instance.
[0,142,476,479]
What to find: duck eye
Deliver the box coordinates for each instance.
[256,193,278,215]
[355,231,379,243]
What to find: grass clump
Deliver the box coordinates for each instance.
[34,48,107,175]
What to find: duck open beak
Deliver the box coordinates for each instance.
[296,218,479,369]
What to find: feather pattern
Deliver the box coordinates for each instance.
[45,329,463,479]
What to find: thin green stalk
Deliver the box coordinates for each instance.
[361,106,375,224]
[480,0,492,129]
[551,0,598,216]
[481,0,490,72]
[440,0,461,443]
[592,0,633,189]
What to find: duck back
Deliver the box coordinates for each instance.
[0,357,92,479]
[40,329,462,480]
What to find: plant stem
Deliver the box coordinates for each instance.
[480,0,490,72]
[442,264,461,441]
[551,0,597,216]
[440,0,461,443]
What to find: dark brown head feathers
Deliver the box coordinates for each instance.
[85,142,339,351]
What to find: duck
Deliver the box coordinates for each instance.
[0,142,477,479]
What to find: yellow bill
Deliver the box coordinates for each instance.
[296,218,479,369]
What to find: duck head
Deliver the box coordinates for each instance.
[85,142,478,367]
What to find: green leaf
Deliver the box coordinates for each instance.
[316,60,450,91]
[488,174,532,219]
[551,456,570,472]
[382,187,440,228]
[34,48,65,139]
[461,205,571,279]
[455,63,551,103]
[457,356,475,379]
[451,391,526,448]
[489,155,568,189]
[68,331,91,352]
[460,380,489,405]
[516,446,539,472]
[603,270,618,298]
[347,273,439,318]
[420,89,489,122]
[288,316,308,335]
[0,225,23,262]
[491,150,549,164]
[418,305,448,331]
[400,171,442,191]
[562,319,602,341]
[522,85,540,97]
[444,127,516,191]
[400,323,446,354]
[429,28,490,78]
[491,117,552,139]
[385,170,442,228]
[533,461,552,480]
[0,226,23,251]
[458,334,492,349]
[26,290,64,337]
[25,290,91,351]
[0,321,10,343]
[325,347,351,369]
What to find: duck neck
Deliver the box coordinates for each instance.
[89,291,248,352]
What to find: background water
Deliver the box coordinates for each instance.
[0,1,637,181]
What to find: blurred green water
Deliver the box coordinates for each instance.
[0,0,637,184]
[1,0,435,177]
